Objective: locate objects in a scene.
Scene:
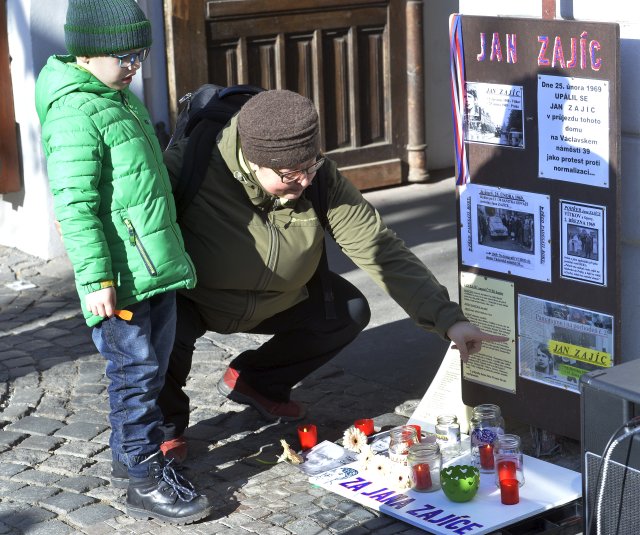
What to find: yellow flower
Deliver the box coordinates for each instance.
[343,426,367,453]
[277,439,303,464]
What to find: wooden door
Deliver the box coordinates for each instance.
[164,0,427,190]
[0,0,20,193]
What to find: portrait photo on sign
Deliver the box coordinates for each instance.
[560,200,606,286]
[464,82,524,148]
[518,294,613,394]
[460,184,551,282]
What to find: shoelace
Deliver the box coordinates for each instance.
[160,459,199,502]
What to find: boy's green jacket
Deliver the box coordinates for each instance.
[35,55,196,326]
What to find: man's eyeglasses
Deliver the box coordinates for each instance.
[109,48,150,68]
[274,157,325,183]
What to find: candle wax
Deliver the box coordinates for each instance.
[412,462,432,490]
[297,424,318,450]
[500,478,519,505]
[354,418,374,436]
[497,460,517,481]
[479,444,494,469]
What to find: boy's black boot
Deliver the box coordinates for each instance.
[126,452,211,525]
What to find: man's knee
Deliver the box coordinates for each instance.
[349,295,371,333]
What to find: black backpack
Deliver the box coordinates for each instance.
[167,83,335,318]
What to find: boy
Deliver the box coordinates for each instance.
[35,0,210,525]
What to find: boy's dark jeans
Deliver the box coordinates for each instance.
[158,271,370,440]
[93,291,176,478]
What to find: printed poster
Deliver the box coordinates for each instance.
[460,273,516,392]
[560,200,606,286]
[518,294,614,393]
[464,82,524,148]
[459,184,551,282]
[537,75,609,187]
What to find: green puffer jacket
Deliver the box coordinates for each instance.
[35,55,196,327]
[164,116,466,338]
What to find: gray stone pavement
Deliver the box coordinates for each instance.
[0,179,581,534]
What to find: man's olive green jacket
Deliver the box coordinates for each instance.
[164,116,466,338]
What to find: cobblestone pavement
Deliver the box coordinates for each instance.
[0,183,582,534]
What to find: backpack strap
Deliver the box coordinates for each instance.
[174,118,220,216]
[306,168,336,320]
[174,85,264,218]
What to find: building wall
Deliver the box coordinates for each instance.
[424,0,459,171]
[458,0,640,361]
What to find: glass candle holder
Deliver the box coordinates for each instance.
[388,425,419,465]
[407,442,441,492]
[493,434,525,487]
[470,403,505,473]
[435,414,461,459]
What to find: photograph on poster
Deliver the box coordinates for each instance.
[560,200,606,286]
[537,75,609,187]
[460,184,551,282]
[464,81,524,148]
[518,294,613,393]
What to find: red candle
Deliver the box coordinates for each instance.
[354,418,374,436]
[297,424,318,451]
[497,460,517,481]
[408,424,421,442]
[479,444,494,469]
[500,478,519,505]
[411,462,432,491]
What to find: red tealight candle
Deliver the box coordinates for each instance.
[479,444,494,469]
[297,424,318,451]
[354,418,375,436]
[497,460,517,481]
[408,424,421,442]
[411,462,432,491]
[500,478,520,505]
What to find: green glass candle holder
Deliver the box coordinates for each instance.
[440,464,480,502]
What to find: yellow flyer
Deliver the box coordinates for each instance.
[460,272,516,392]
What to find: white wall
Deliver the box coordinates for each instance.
[458,0,640,362]
[0,0,64,258]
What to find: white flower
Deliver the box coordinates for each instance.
[343,426,368,453]
[371,455,391,479]
[389,463,412,491]
[277,439,303,465]
[357,444,376,471]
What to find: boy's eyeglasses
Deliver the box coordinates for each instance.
[274,157,325,183]
[109,48,150,68]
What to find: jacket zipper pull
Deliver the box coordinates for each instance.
[124,219,136,245]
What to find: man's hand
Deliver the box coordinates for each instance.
[85,287,116,318]
[446,321,509,363]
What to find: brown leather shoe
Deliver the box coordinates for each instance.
[217,367,306,421]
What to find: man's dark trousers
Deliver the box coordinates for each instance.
[158,270,371,440]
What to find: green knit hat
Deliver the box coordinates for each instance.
[64,0,152,57]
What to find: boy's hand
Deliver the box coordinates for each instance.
[446,321,509,363]
[85,287,117,318]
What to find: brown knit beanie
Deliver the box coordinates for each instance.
[237,90,320,168]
